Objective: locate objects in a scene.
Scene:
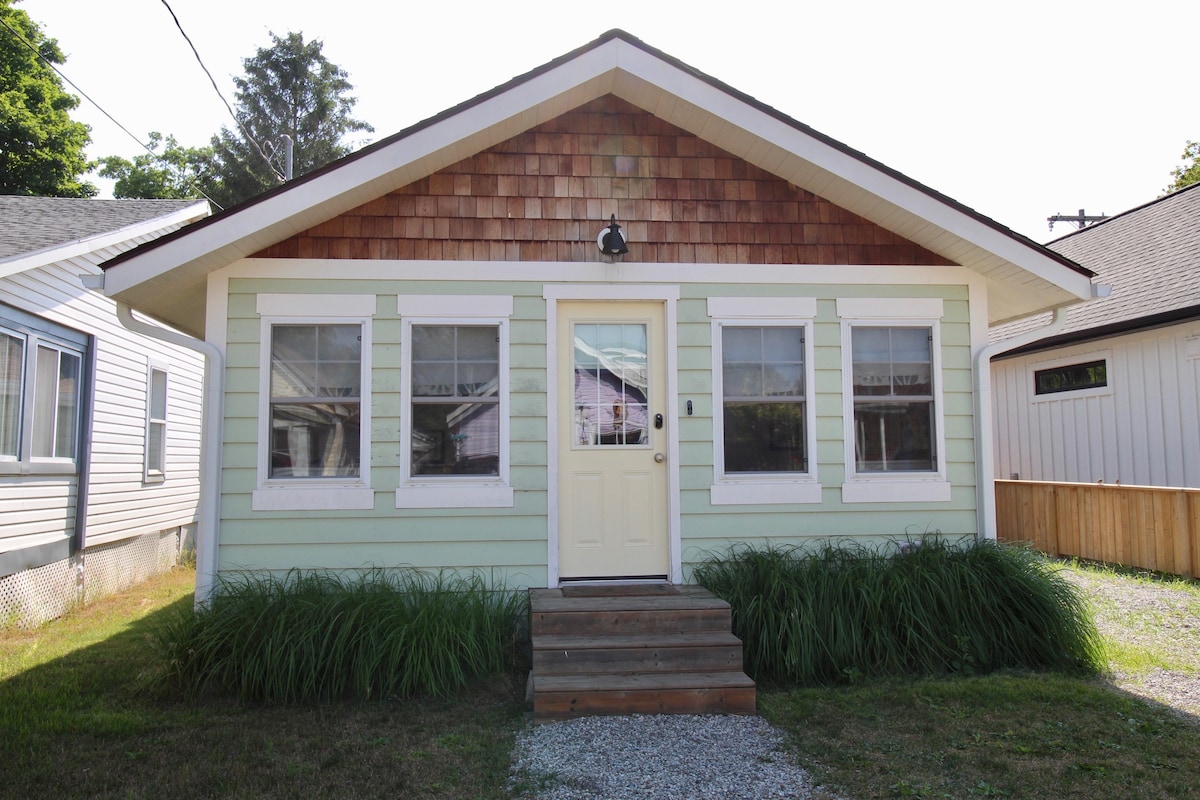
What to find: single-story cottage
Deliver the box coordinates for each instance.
[95,31,1099,602]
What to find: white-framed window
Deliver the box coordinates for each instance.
[838,298,950,503]
[397,295,513,509]
[1029,351,1112,402]
[144,361,168,482]
[253,294,375,511]
[708,297,820,505]
[0,306,87,476]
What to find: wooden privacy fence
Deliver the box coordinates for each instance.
[996,480,1200,579]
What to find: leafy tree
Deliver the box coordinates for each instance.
[96,131,214,200]
[1166,140,1200,193]
[0,0,95,196]
[207,31,372,208]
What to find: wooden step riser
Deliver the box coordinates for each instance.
[533,644,744,675]
[532,608,731,636]
[534,687,757,718]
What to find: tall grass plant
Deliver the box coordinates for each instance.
[152,569,528,701]
[694,538,1103,683]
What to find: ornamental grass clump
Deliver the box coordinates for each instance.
[693,538,1103,684]
[152,569,528,702]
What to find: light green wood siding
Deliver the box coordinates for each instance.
[217,275,978,587]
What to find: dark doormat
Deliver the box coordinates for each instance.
[560,583,680,598]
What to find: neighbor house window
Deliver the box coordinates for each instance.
[1034,359,1107,395]
[838,298,950,504]
[0,308,87,475]
[144,363,168,481]
[707,297,820,505]
[397,295,513,509]
[253,294,375,512]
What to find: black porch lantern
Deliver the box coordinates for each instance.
[597,214,629,256]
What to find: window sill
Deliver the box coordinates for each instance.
[395,483,514,509]
[841,479,952,503]
[710,480,823,505]
[252,485,375,511]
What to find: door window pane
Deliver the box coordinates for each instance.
[573,323,649,446]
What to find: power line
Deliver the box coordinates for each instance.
[0,13,222,209]
[157,0,284,182]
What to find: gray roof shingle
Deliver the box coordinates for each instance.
[0,196,205,261]
[992,182,1200,345]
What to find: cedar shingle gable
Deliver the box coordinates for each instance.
[254,96,954,266]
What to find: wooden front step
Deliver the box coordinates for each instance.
[529,586,756,720]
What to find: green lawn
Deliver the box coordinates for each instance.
[3,562,1198,799]
[0,569,523,799]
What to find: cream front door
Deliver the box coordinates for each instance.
[557,301,669,580]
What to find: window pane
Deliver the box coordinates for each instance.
[270,401,361,478]
[55,351,80,459]
[271,324,360,398]
[0,332,23,457]
[150,369,168,419]
[33,346,58,457]
[722,327,761,362]
[762,363,804,397]
[724,402,806,473]
[762,327,804,361]
[411,402,499,475]
[148,421,165,473]
[853,401,935,472]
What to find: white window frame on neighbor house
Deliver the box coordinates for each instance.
[1029,350,1113,403]
[838,298,951,503]
[253,294,375,511]
[396,295,513,509]
[708,297,820,505]
[143,359,169,483]
[0,308,87,477]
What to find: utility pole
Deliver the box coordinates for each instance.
[1047,208,1106,232]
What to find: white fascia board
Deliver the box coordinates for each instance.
[0,201,208,281]
[610,46,1092,300]
[104,50,625,299]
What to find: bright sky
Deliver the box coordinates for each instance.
[18,0,1195,243]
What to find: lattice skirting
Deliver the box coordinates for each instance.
[0,525,195,629]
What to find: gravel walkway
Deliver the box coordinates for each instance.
[509,713,819,799]
[509,565,1200,800]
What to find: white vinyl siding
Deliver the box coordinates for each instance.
[1,245,204,576]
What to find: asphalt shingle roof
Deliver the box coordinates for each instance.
[0,196,204,261]
[992,182,1200,345]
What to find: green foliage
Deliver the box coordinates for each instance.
[693,538,1103,684]
[0,0,95,196]
[96,131,214,199]
[206,31,373,208]
[152,569,527,702]
[1166,139,1200,193]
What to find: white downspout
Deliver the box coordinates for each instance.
[974,284,1109,540]
[114,302,224,605]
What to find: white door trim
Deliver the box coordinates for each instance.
[544,284,682,586]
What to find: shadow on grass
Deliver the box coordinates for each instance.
[1,591,525,800]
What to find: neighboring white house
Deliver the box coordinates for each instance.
[991,182,1200,488]
[0,197,210,627]
[95,31,1098,603]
